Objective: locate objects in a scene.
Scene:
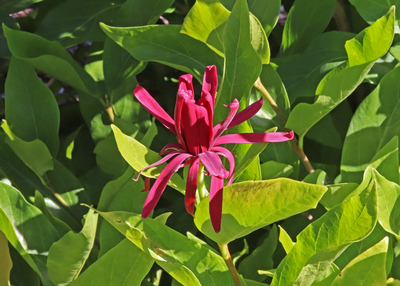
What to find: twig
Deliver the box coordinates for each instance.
[333,0,351,32]
[106,105,115,123]
[254,77,315,174]
[219,244,243,286]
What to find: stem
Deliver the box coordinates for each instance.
[197,163,208,201]
[219,243,243,286]
[106,105,115,123]
[254,77,315,174]
[333,0,351,32]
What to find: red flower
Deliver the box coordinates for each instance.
[134,66,293,232]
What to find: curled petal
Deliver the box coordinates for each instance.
[215,131,294,145]
[210,176,224,233]
[141,177,151,192]
[212,146,235,185]
[142,153,192,218]
[133,151,183,181]
[134,85,176,135]
[227,98,264,129]
[185,157,200,215]
[159,143,185,155]
[211,99,239,147]
[201,65,218,103]
[178,74,194,98]
[198,151,229,179]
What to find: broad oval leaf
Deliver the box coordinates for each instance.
[3,25,99,96]
[271,181,377,286]
[341,64,400,183]
[5,56,60,156]
[70,239,153,286]
[95,209,236,285]
[194,179,327,245]
[330,237,388,286]
[286,7,395,146]
[100,23,223,82]
[47,210,98,286]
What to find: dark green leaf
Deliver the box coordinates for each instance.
[5,56,59,156]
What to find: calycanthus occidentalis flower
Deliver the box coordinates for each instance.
[134,65,294,232]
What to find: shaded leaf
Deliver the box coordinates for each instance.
[278,225,294,254]
[0,230,12,286]
[47,209,98,285]
[71,239,153,286]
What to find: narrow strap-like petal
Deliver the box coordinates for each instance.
[212,146,235,185]
[215,131,294,145]
[141,177,151,192]
[227,98,264,129]
[142,153,192,218]
[210,176,224,233]
[134,85,176,135]
[185,157,200,215]
[133,151,183,181]
[174,91,188,149]
[211,99,239,147]
[198,151,229,179]
[159,143,185,155]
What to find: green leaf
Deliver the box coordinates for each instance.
[372,169,400,238]
[239,224,278,282]
[46,160,92,218]
[0,230,12,286]
[47,209,98,285]
[261,161,293,180]
[0,13,19,57]
[3,25,99,96]
[330,237,388,286]
[341,65,400,183]
[250,64,290,132]
[278,31,353,104]
[111,124,185,193]
[194,179,327,245]
[181,0,270,63]
[278,225,294,254]
[34,191,71,237]
[271,181,378,286]
[8,245,40,286]
[320,182,359,210]
[5,56,60,156]
[94,134,128,177]
[216,0,262,113]
[2,120,53,177]
[280,0,337,56]
[0,183,60,285]
[100,23,223,82]
[286,8,395,147]
[35,0,125,48]
[349,0,400,26]
[95,209,236,285]
[70,239,153,286]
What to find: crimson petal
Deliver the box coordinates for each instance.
[210,176,224,233]
[198,151,229,179]
[212,146,235,185]
[134,85,176,135]
[142,153,192,218]
[227,98,264,129]
[211,99,239,147]
[215,131,294,145]
[133,151,182,181]
[185,157,200,215]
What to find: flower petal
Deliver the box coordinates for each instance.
[227,98,264,129]
[159,143,185,155]
[212,146,235,185]
[134,85,176,134]
[142,153,192,218]
[185,157,200,215]
[201,65,218,103]
[211,99,239,147]
[198,151,229,179]
[133,151,182,181]
[210,176,224,233]
[215,131,294,145]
